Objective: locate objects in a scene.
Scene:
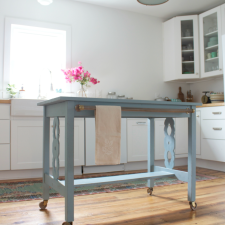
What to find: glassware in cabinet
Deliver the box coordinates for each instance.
[181,20,195,75]
[199,6,223,78]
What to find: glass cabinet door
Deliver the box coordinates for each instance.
[181,20,195,75]
[199,6,223,78]
[176,15,199,79]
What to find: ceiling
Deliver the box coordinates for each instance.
[73,0,225,21]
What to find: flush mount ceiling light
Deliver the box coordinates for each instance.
[37,0,53,6]
[137,0,169,6]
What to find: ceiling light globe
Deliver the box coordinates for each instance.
[137,0,169,6]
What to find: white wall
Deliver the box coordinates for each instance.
[190,77,224,102]
[0,0,189,100]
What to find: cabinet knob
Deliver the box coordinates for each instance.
[196,73,198,75]
[220,69,222,71]
[196,115,199,117]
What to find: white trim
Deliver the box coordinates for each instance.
[0,166,82,181]
[124,158,188,171]
[196,158,225,172]
[3,17,72,98]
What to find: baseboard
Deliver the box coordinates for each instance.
[0,166,82,180]
[83,164,125,174]
[124,158,188,171]
[196,159,225,172]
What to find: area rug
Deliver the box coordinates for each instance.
[0,173,217,203]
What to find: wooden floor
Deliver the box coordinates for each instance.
[0,166,225,225]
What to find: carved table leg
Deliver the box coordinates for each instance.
[164,118,175,169]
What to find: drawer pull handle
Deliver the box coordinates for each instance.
[137,122,146,125]
[212,112,222,115]
[196,115,199,117]
[213,127,222,130]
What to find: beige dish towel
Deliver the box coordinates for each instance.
[95,105,121,165]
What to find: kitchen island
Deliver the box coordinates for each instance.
[38,97,201,225]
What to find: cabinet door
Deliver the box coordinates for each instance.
[221,4,225,36]
[0,120,10,143]
[11,118,84,170]
[199,6,223,78]
[127,119,148,162]
[175,118,188,155]
[0,104,10,119]
[85,118,127,166]
[11,120,43,170]
[0,144,10,170]
[175,15,200,79]
[155,119,165,160]
[50,118,84,167]
[196,111,201,155]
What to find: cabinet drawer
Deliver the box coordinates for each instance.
[0,120,10,143]
[201,120,225,140]
[202,107,225,120]
[201,139,225,162]
[0,104,10,119]
[0,144,10,170]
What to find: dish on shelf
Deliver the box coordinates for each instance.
[211,52,217,58]
[207,41,218,47]
[183,72,193,74]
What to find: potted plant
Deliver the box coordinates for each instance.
[6,84,17,98]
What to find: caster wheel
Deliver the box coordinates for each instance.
[147,188,153,195]
[62,222,73,225]
[39,200,48,210]
[189,201,197,211]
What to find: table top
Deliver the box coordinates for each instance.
[37,97,202,107]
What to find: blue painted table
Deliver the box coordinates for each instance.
[38,97,201,225]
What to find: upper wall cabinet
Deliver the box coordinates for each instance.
[221,4,225,35]
[199,6,223,78]
[163,15,200,81]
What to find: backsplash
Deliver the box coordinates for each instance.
[190,77,224,102]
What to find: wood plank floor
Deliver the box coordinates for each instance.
[0,166,225,225]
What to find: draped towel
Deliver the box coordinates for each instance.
[95,105,121,165]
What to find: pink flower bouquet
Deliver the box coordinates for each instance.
[61,62,100,86]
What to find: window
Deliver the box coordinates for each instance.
[4,18,71,99]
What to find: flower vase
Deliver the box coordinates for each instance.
[77,84,87,97]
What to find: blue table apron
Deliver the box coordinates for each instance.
[38,97,201,225]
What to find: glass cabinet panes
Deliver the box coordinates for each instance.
[203,12,219,73]
[181,20,195,75]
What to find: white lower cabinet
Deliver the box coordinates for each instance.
[198,107,225,162]
[11,118,84,170]
[175,118,188,155]
[0,144,10,170]
[127,119,149,162]
[11,120,43,170]
[0,120,10,144]
[155,119,165,160]
[127,118,189,162]
[50,118,84,167]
